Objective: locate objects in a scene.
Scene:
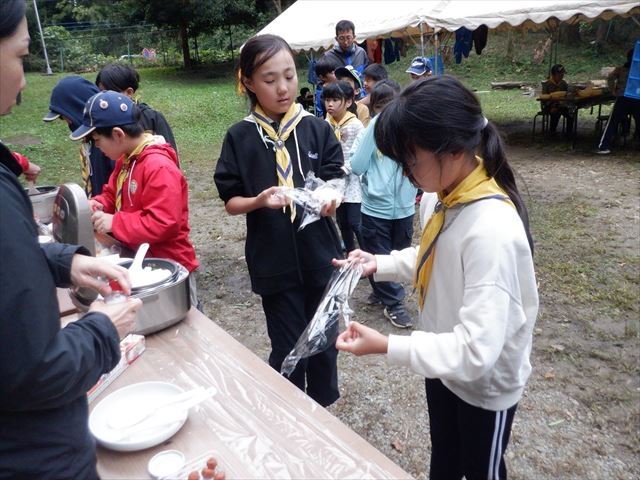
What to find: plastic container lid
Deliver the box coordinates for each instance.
[148,449,186,479]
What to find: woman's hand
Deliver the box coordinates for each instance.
[332,249,377,277]
[92,210,114,234]
[89,298,142,339]
[336,321,389,356]
[258,186,290,210]
[70,254,132,296]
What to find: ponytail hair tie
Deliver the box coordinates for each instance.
[482,116,489,129]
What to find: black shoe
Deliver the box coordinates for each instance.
[366,292,383,305]
[384,305,413,329]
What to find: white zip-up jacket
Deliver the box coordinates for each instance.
[375,197,538,410]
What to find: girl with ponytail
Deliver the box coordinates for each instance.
[334,75,538,479]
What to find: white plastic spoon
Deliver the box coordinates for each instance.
[129,242,149,274]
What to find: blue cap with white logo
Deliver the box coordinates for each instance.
[69,90,136,140]
[405,56,433,76]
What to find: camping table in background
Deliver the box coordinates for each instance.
[537,93,617,148]
[65,307,412,479]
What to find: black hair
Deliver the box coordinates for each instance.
[239,34,295,108]
[0,0,26,39]
[335,20,355,36]
[550,64,565,75]
[624,48,633,68]
[363,64,388,82]
[96,63,140,92]
[94,103,144,138]
[369,79,400,116]
[374,75,533,252]
[315,56,340,77]
[300,87,310,95]
[322,80,357,114]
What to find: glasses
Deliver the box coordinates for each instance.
[337,35,354,42]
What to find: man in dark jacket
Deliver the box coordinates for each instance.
[323,19,368,75]
[0,143,141,479]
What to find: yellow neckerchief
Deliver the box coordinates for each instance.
[115,133,155,211]
[328,111,356,142]
[414,157,514,309]
[251,102,305,221]
[79,141,92,197]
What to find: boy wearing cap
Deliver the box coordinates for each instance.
[323,20,368,74]
[71,90,199,305]
[43,76,115,196]
[406,56,433,81]
[335,65,370,126]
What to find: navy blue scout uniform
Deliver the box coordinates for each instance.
[43,75,114,196]
[215,114,344,407]
[0,143,121,479]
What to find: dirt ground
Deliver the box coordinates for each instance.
[185,136,639,479]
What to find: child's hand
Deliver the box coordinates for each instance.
[23,161,41,182]
[336,321,389,356]
[320,198,338,217]
[89,199,104,212]
[92,210,114,234]
[259,186,290,210]
[332,249,377,276]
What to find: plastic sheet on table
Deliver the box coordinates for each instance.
[281,260,363,377]
[94,307,409,479]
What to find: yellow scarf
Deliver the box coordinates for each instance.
[415,158,514,309]
[328,111,356,142]
[115,133,155,211]
[251,102,305,221]
[79,142,92,197]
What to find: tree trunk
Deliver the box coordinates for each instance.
[180,21,192,70]
[560,23,581,45]
[272,0,282,14]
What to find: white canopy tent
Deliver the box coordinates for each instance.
[256,0,639,52]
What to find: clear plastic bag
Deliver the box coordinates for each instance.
[281,260,363,377]
[277,171,344,231]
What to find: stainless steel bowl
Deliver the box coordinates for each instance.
[69,258,191,335]
[26,185,58,223]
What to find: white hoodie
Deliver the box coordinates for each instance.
[375,197,538,411]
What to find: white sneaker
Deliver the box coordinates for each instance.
[596,149,611,155]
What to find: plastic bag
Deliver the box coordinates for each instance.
[277,171,343,231]
[281,260,363,377]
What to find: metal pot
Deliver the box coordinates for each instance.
[69,258,190,335]
[26,185,58,224]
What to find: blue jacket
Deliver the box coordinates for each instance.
[47,76,114,195]
[350,117,417,220]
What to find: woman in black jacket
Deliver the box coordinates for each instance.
[0,2,142,478]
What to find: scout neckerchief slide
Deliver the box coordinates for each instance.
[414,157,515,309]
[328,111,356,142]
[251,103,305,222]
[115,133,155,211]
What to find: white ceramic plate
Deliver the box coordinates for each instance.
[89,381,187,452]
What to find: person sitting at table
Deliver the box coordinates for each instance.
[596,48,640,154]
[0,3,143,478]
[541,64,574,137]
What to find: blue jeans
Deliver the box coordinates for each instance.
[359,213,414,307]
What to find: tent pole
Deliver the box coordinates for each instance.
[420,23,425,57]
[435,32,439,75]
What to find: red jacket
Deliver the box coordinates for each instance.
[93,142,198,272]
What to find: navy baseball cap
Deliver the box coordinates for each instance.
[406,56,433,76]
[334,65,363,89]
[69,90,136,140]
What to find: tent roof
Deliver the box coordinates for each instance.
[256,1,639,52]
